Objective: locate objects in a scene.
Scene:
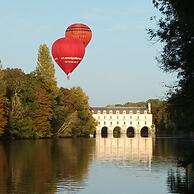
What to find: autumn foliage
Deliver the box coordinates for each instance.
[0,45,96,139]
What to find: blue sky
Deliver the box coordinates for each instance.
[0,0,175,106]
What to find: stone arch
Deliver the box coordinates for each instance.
[140,126,149,137]
[113,126,121,138]
[127,126,135,138]
[101,126,108,138]
[93,130,96,138]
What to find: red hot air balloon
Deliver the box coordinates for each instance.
[51,37,85,78]
[65,23,92,47]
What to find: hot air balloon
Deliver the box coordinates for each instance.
[51,37,85,79]
[65,23,92,47]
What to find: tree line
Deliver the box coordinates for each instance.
[0,44,96,139]
[148,0,194,132]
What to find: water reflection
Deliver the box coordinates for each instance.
[167,167,194,194]
[0,136,193,194]
[0,139,95,194]
[95,134,153,167]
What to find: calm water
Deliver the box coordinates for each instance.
[0,135,194,194]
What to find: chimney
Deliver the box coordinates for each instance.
[148,102,151,113]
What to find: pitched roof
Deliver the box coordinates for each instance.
[92,106,148,114]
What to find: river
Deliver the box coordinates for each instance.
[0,135,193,194]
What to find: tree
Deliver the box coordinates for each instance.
[57,87,97,137]
[35,44,58,97]
[70,87,97,137]
[3,68,54,139]
[4,68,27,138]
[0,64,7,135]
[149,0,194,131]
[50,88,71,135]
[33,87,53,138]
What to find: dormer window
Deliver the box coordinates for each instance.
[97,110,101,114]
[116,110,119,114]
[109,110,113,114]
[123,110,126,114]
[103,110,106,114]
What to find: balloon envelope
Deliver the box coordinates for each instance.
[65,23,92,47]
[51,37,85,76]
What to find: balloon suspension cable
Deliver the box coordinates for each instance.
[67,73,71,80]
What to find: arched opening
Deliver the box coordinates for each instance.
[101,127,108,138]
[127,127,135,138]
[141,126,149,137]
[113,126,121,138]
[93,130,96,138]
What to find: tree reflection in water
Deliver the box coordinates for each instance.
[0,139,95,194]
[167,167,194,194]
[167,139,194,194]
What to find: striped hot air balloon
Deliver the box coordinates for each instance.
[65,23,92,47]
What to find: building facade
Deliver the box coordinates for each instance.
[92,103,155,136]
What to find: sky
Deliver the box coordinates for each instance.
[0,0,176,106]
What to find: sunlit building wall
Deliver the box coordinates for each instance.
[92,103,155,135]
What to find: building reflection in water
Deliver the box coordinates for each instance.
[95,134,153,168]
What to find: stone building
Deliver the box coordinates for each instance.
[92,103,155,136]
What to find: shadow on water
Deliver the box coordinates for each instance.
[167,167,194,194]
[154,136,194,194]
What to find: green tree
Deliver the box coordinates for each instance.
[57,87,97,137]
[35,44,58,97]
[149,0,194,131]
[70,87,97,137]
[52,88,76,136]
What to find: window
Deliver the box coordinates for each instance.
[137,116,139,119]
[123,111,126,114]
[110,116,112,119]
[145,116,147,119]
[110,122,112,125]
[104,116,106,119]
[137,110,140,114]
[97,110,101,114]
[123,116,125,119]
[145,121,147,125]
[130,110,133,114]
[104,121,106,125]
[124,122,126,125]
[144,110,147,114]
[103,110,106,114]
[130,116,132,119]
[130,121,132,125]
[138,121,139,125]
[117,116,119,119]
[109,110,113,114]
[116,111,119,114]
[117,121,119,125]
[98,122,100,125]
[98,116,100,119]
